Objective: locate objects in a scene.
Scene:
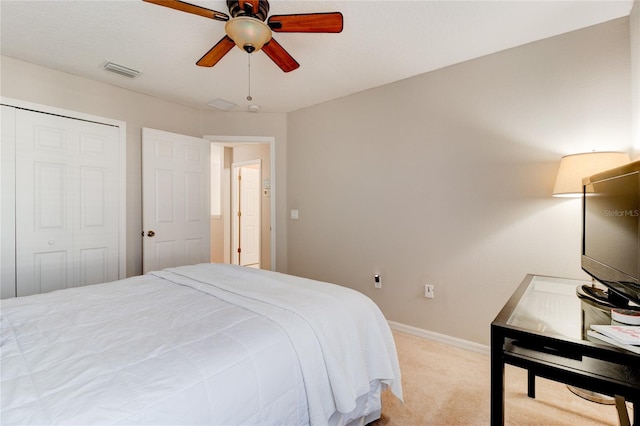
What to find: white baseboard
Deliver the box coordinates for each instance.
[388,321,490,355]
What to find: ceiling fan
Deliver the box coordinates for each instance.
[143,0,343,72]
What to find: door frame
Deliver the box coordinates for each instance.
[205,135,275,271]
[1,97,127,297]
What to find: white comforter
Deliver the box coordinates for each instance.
[1,264,402,425]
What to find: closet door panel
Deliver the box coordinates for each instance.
[80,247,108,285]
[75,119,120,286]
[34,251,68,294]
[34,162,67,229]
[16,111,74,296]
[15,109,119,296]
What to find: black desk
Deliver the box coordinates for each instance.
[491,274,639,425]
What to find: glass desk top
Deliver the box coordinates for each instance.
[506,275,585,340]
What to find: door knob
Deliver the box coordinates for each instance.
[147,230,156,237]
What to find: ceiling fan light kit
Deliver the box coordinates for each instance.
[225,16,272,53]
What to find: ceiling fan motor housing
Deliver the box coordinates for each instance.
[227,0,269,21]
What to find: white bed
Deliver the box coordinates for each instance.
[1,263,402,425]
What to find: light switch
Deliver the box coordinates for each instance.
[290,209,299,220]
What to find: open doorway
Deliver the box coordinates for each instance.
[206,136,275,270]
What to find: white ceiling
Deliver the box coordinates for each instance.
[0,1,634,113]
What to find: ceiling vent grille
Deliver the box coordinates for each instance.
[207,98,237,111]
[103,62,141,78]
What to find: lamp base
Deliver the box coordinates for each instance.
[567,385,615,405]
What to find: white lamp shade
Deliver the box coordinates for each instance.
[552,151,630,197]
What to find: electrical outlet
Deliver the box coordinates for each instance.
[425,284,434,298]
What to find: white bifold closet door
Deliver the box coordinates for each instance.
[13,108,120,296]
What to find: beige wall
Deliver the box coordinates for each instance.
[0,56,288,276]
[286,18,632,345]
[210,217,225,263]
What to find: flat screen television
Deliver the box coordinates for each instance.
[581,160,640,308]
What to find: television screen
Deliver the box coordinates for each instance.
[582,161,640,307]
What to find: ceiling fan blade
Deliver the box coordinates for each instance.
[268,12,343,33]
[196,36,236,67]
[143,0,228,21]
[262,38,300,72]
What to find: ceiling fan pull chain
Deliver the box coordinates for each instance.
[247,53,253,101]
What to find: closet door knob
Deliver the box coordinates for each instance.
[147,230,156,237]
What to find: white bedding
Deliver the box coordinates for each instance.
[1,263,402,425]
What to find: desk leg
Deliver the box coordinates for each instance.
[490,326,505,426]
[527,371,535,398]
[614,395,631,426]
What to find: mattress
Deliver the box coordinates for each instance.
[1,263,402,425]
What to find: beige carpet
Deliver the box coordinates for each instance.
[374,331,633,425]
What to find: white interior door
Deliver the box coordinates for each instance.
[142,128,210,273]
[14,109,120,296]
[232,161,261,267]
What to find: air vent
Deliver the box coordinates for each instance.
[207,98,237,111]
[103,62,141,78]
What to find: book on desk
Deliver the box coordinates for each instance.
[611,308,640,326]
[588,324,640,354]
